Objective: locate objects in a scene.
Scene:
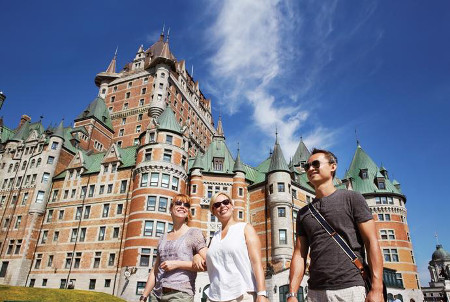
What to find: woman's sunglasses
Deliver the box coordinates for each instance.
[213,199,231,209]
[174,200,190,208]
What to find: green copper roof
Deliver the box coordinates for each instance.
[296,172,315,192]
[157,107,182,134]
[243,164,265,184]
[345,144,402,195]
[75,97,113,131]
[1,125,15,143]
[52,120,65,140]
[268,138,290,173]
[292,138,310,166]
[256,156,271,173]
[233,150,245,173]
[62,127,78,153]
[190,152,204,171]
[54,145,137,179]
[11,121,30,141]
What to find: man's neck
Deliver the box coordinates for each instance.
[314,181,336,199]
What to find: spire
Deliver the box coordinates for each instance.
[166,27,170,42]
[94,50,120,87]
[292,136,311,166]
[233,146,245,173]
[105,50,117,74]
[156,107,182,134]
[52,119,65,140]
[215,114,225,138]
[268,135,289,173]
[160,23,165,41]
[191,152,204,171]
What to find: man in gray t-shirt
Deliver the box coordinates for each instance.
[288,149,384,302]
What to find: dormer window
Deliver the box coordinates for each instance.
[377,181,386,190]
[360,169,368,179]
[213,157,224,171]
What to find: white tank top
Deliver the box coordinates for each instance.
[205,222,257,301]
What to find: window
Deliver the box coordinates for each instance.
[98,226,106,241]
[46,210,53,222]
[150,173,159,186]
[103,204,110,217]
[166,135,173,144]
[171,176,179,191]
[79,228,86,242]
[75,207,82,220]
[53,231,59,242]
[47,156,55,164]
[80,186,87,198]
[29,279,35,287]
[147,196,156,211]
[161,174,170,188]
[238,211,243,220]
[156,222,165,237]
[83,206,91,219]
[159,197,168,212]
[111,96,115,103]
[192,184,197,194]
[117,204,123,215]
[108,253,115,266]
[31,174,37,184]
[121,118,126,125]
[113,227,120,238]
[51,190,58,202]
[51,142,59,150]
[213,157,224,171]
[119,129,124,137]
[139,98,144,106]
[411,251,415,263]
[278,207,286,217]
[378,181,386,189]
[157,94,162,101]
[140,248,151,266]
[378,214,391,221]
[14,239,22,254]
[278,182,285,192]
[47,255,53,267]
[60,279,67,289]
[141,173,148,187]
[144,221,153,236]
[74,252,81,268]
[383,249,399,262]
[41,231,48,243]
[163,149,172,162]
[120,180,127,193]
[42,279,48,286]
[89,279,96,290]
[107,184,113,194]
[380,230,395,240]
[88,185,95,197]
[136,281,146,295]
[58,210,64,220]
[239,187,244,196]
[279,229,287,244]
[138,114,143,121]
[0,262,9,278]
[134,138,139,146]
[36,191,45,203]
[63,190,69,199]
[71,189,76,198]
[125,92,130,100]
[269,184,273,194]
[99,185,105,194]
[70,229,78,242]
[105,279,111,288]
[136,125,141,133]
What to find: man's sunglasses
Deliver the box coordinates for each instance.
[303,160,334,171]
[213,199,231,209]
[174,200,191,208]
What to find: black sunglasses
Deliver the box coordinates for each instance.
[174,200,191,208]
[213,199,231,209]
[303,160,334,171]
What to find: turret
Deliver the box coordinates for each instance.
[266,134,293,266]
[94,50,120,98]
[232,147,247,222]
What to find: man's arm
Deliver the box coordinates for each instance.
[358,219,384,302]
[288,235,309,302]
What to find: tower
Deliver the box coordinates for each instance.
[266,134,293,268]
[422,244,450,301]
[95,51,120,99]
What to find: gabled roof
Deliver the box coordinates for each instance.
[345,144,402,195]
[157,107,182,134]
[75,97,113,131]
[190,136,235,174]
[268,137,290,173]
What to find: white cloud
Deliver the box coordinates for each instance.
[203,0,376,161]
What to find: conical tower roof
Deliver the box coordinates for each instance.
[95,51,120,87]
[233,149,245,173]
[156,107,182,134]
[147,33,176,70]
[52,120,65,140]
[214,115,225,138]
[191,152,204,171]
[75,97,113,131]
[432,244,450,262]
[268,136,290,173]
[292,137,310,166]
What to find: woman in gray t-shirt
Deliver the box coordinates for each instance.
[140,194,207,302]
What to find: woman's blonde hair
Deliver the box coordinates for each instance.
[209,191,234,213]
[170,194,192,221]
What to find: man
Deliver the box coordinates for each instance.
[393,295,402,302]
[288,149,384,302]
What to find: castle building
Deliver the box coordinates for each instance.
[0,30,422,302]
[422,244,450,301]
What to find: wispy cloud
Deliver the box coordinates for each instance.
[202,0,378,160]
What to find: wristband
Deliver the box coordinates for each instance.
[257,290,267,297]
[286,292,297,298]
[139,295,147,302]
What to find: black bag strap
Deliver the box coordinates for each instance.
[307,203,365,276]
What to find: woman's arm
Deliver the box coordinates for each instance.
[140,255,160,301]
[244,224,268,302]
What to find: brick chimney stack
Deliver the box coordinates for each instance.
[19,115,31,128]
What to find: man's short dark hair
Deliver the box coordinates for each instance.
[310,148,338,177]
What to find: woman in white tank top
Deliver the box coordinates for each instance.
[195,192,268,302]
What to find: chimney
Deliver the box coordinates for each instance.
[19,115,31,128]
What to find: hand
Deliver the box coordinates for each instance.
[365,289,383,302]
[193,254,206,271]
[159,261,179,271]
[287,297,298,302]
[256,295,268,302]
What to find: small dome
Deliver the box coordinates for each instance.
[432,244,450,261]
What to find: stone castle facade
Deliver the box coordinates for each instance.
[0,31,423,302]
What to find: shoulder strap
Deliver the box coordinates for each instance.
[307,203,366,276]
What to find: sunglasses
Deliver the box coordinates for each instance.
[213,199,231,209]
[303,160,334,171]
[173,200,191,208]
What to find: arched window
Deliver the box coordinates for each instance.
[30,159,35,168]
[36,158,41,167]
[8,164,13,173]
[14,163,19,172]
[21,161,27,170]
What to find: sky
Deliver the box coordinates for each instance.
[1,0,450,285]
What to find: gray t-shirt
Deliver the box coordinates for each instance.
[296,189,373,290]
[153,227,206,298]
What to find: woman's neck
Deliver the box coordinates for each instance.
[171,219,186,233]
[220,216,235,231]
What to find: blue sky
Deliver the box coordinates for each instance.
[1,0,449,285]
